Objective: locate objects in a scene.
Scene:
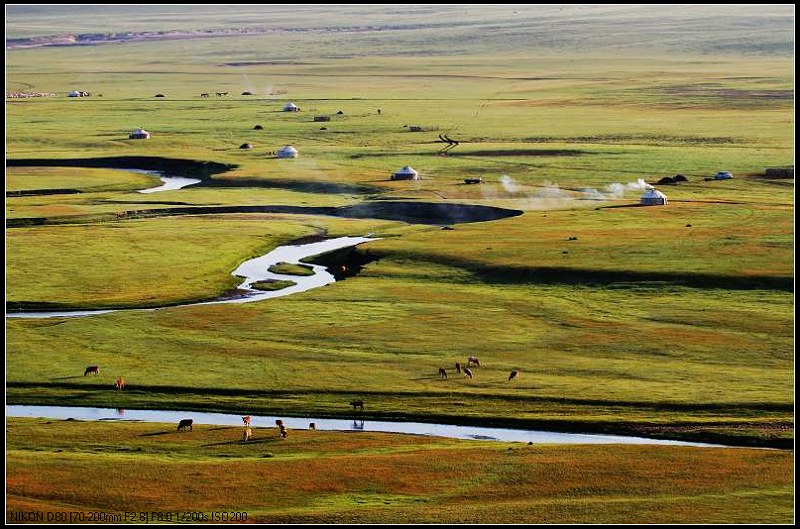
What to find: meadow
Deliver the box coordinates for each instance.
[6,418,794,524]
[5,4,794,523]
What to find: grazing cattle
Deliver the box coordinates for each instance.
[114,377,125,391]
[84,365,99,376]
[350,400,364,411]
[275,419,283,427]
[438,367,448,379]
[201,93,209,98]
[455,362,462,374]
[177,419,193,432]
[467,356,481,368]
[509,370,519,381]
[377,109,381,114]
[242,428,252,442]
[309,422,316,430]
[463,367,474,379]
[279,426,288,439]
[242,416,251,427]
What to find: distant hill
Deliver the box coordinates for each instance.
[6,5,794,56]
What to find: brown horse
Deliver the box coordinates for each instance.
[438,367,448,379]
[114,377,125,391]
[242,416,251,427]
[177,419,193,431]
[84,365,99,376]
[242,428,252,442]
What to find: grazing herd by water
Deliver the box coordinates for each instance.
[82,352,517,442]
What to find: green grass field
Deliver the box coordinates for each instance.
[6,418,794,524]
[5,4,794,523]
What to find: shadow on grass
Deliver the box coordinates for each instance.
[202,437,282,448]
[139,430,175,437]
[7,201,523,229]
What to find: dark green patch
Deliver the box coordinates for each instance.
[251,279,297,291]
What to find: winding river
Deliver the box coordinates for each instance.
[5,405,720,447]
[125,168,201,193]
[6,236,377,319]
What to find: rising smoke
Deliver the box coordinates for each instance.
[494,175,652,209]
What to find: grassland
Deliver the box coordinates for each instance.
[5,4,794,523]
[268,262,315,276]
[6,418,794,523]
[251,279,296,291]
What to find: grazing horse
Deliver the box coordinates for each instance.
[463,367,474,379]
[309,423,316,430]
[455,362,462,374]
[438,367,448,379]
[200,93,209,98]
[350,400,364,411]
[242,416,251,427]
[177,419,193,432]
[242,428,252,442]
[467,356,481,368]
[509,370,519,381]
[84,365,99,376]
[114,377,125,391]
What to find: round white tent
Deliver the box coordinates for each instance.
[391,165,419,181]
[129,128,151,140]
[640,187,668,206]
[276,145,299,158]
[283,102,300,112]
[68,90,81,97]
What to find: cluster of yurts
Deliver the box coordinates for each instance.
[125,101,421,178]
[120,99,726,204]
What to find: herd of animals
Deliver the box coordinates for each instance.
[82,354,519,441]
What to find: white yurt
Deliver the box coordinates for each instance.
[276,145,299,158]
[640,187,668,206]
[129,128,151,140]
[391,165,419,181]
[68,90,81,97]
[283,102,300,112]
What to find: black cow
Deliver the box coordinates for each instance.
[177,419,193,431]
[350,400,364,410]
